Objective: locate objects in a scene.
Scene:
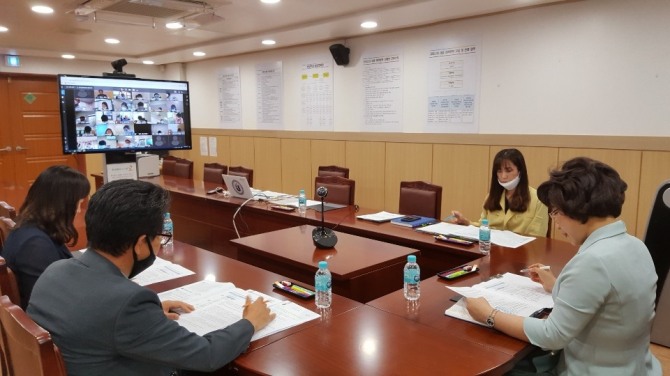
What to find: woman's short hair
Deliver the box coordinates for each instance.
[537,157,627,223]
[484,148,530,212]
[16,165,90,246]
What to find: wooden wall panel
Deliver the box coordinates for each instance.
[310,140,346,182]
[637,151,670,238]
[254,138,281,191]
[281,138,312,196]
[229,136,255,170]
[558,148,642,235]
[433,144,489,222]
[346,141,385,210]
[384,143,433,213]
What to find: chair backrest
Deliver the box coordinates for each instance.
[0,254,20,308]
[161,156,179,177]
[398,181,442,219]
[317,165,349,179]
[174,159,194,179]
[203,163,227,184]
[314,176,356,206]
[0,217,16,252]
[0,296,67,376]
[645,180,670,305]
[0,202,16,221]
[228,166,254,187]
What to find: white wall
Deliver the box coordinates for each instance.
[184,0,670,136]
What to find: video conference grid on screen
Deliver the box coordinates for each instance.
[59,75,191,154]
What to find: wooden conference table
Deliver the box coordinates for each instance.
[232,225,418,303]
[152,240,577,375]
[115,175,494,276]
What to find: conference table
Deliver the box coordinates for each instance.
[152,240,576,375]
[232,225,419,303]
[94,174,579,374]
[119,175,487,276]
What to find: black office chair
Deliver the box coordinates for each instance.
[647,180,670,346]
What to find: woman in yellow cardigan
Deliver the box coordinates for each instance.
[449,148,549,237]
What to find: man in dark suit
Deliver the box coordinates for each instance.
[27,180,275,376]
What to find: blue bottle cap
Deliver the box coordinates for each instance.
[164,212,171,219]
[481,219,488,225]
[318,261,328,268]
[408,255,416,262]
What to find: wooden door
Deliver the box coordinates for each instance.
[0,74,85,208]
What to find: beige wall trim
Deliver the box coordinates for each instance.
[190,129,670,152]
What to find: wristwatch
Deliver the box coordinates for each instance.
[486,308,499,328]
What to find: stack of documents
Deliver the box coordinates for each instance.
[357,211,406,223]
[417,222,535,248]
[158,280,320,341]
[444,272,553,326]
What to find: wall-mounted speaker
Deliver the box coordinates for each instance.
[329,44,350,66]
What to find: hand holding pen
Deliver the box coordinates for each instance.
[521,264,556,293]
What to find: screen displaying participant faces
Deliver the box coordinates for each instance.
[59,75,191,154]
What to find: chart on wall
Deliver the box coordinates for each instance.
[425,42,481,133]
[217,66,242,129]
[299,58,334,131]
[255,61,284,130]
[362,53,403,132]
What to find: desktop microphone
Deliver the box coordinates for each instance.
[312,186,338,249]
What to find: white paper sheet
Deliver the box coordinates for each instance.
[417,222,535,248]
[158,280,320,341]
[131,257,195,286]
[445,272,553,326]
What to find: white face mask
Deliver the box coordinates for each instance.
[498,174,521,191]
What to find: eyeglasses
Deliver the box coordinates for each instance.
[158,233,172,246]
[549,209,560,218]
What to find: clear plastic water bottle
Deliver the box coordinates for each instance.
[479,218,491,255]
[403,255,420,301]
[298,189,307,217]
[315,261,332,308]
[163,212,174,245]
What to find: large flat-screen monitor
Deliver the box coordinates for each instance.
[58,74,192,154]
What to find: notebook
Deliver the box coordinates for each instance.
[390,215,438,228]
[222,174,256,200]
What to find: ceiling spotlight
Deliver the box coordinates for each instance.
[142,60,155,65]
[193,51,206,57]
[61,54,75,59]
[262,39,276,45]
[361,21,378,29]
[105,38,120,44]
[31,5,54,14]
[0,26,8,32]
[166,21,184,29]
[260,0,281,4]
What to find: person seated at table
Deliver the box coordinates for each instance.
[447,148,548,237]
[464,157,661,375]
[1,165,90,309]
[27,179,276,376]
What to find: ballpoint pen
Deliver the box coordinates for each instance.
[520,265,551,273]
[443,214,456,222]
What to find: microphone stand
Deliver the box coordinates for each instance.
[312,186,338,249]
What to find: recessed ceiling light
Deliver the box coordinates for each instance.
[105,38,120,44]
[61,54,75,59]
[361,21,378,29]
[165,21,184,29]
[260,0,281,4]
[0,26,8,32]
[193,51,206,57]
[262,39,276,45]
[31,5,54,14]
[143,60,155,65]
